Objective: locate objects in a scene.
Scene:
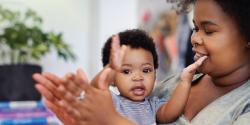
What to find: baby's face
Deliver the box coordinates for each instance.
[114,47,156,102]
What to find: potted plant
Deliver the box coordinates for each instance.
[0,6,76,101]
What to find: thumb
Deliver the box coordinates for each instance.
[91,66,115,90]
[98,67,115,90]
[76,68,89,84]
[73,68,90,90]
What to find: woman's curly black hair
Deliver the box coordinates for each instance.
[101,29,158,69]
[169,0,250,43]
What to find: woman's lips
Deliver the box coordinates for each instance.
[192,48,208,62]
[131,86,145,96]
[194,53,208,62]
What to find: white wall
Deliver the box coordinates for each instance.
[88,0,138,78]
[0,0,138,78]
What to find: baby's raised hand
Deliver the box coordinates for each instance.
[109,34,127,71]
[180,56,207,84]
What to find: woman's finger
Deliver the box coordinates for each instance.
[62,73,83,96]
[76,69,89,84]
[75,69,90,90]
[43,99,77,125]
[56,99,82,120]
[43,72,82,99]
[55,84,80,105]
[62,69,90,98]
[35,84,56,101]
[91,67,113,90]
[42,72,63,86]
[34,72,87,124]
[33,73,61,99]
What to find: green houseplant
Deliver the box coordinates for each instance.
[0,6,76,101]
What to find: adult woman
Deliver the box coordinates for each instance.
[34,0,250,125]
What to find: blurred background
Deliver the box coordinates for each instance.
[0,0,194,124]
[0,0,191,78]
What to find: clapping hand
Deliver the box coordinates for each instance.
[33,34,131,125]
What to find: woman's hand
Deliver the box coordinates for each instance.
[33,72,78,125]
[33,34,135,125]
[53,34,129,124]
[33,68,118,125]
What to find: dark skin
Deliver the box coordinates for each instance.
[183,75,246,120]
[183,0,250,120]
[33,0,250,124]
[34,33,208,125]
[33,33,207,125]
[33,35,136,125]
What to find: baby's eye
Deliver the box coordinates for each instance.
[122,69,131,74]
[143,68,152,73]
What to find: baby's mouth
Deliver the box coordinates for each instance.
[131,86,145,96]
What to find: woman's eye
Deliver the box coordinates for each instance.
[122,69,131,74]
[204,30,215,35]
[143,68,152,73]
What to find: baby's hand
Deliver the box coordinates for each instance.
[109,34,127,71]
[180,56,207,83]
[91,35,127,89]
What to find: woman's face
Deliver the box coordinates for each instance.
[191,0,250,77]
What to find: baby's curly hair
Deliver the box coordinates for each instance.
[102,29,158,69]
[167,0,250,43]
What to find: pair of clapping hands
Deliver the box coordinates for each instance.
[33,35,128,125]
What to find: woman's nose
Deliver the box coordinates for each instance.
[191,31,203,47]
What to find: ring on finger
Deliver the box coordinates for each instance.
[76,90,85,101]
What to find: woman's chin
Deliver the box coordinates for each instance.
[196,59,209,74]
[197,66,208,74]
